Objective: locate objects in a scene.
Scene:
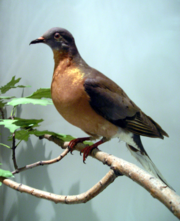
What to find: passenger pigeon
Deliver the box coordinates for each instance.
[30,27,171,188]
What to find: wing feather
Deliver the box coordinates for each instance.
[84,72,168,139]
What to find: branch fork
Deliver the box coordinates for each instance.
[0,134,180,219]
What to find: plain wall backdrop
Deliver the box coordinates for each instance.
[0,0,180,221]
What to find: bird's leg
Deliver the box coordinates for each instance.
[81,137,108,162]
[68,137,91,153]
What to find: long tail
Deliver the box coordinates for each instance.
[126,143,174,190]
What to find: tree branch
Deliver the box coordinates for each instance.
[0,107,5,119]
[0,169,118,204]
[12,132,18,170]
[1,135,180,219]
[11,147,70,175]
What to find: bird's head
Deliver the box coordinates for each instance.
[30,27,77,55]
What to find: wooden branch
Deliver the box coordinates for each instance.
[1,135,180,219]
[7,115,19,170]
[92,150,180,219]
[39,134,65,147]
[38,135,180,219]
[0,169,118,204]
[12,132,18,170]
[11,147,70,175]
[0,107,4,119]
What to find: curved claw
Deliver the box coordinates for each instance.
[81,138,106,162]
[82,145,98,162]
[68,145,73,154]
[69,137,106,163]
[68,137,91,153]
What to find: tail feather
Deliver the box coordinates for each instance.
[127,144,174,190]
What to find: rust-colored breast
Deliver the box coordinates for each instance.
[51,51,118,139]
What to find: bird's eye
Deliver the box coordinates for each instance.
[54,33,61,39]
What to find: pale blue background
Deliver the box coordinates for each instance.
[0,0,180,221]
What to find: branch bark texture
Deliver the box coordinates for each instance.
[1,135,180,219]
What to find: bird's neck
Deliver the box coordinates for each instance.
[53,49,88,74]
[53,50,70,71]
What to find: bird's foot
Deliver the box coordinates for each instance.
[81,139,105,162]
[81,145,99,163]
[68,137,90,154]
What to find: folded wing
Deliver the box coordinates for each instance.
[84,71,168,139]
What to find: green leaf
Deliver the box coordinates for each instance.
[0,168,13,185]
[7,98,53,106]
[60,134,75,142]
[0,118,43,133]
[0,99,6,108]
[13,129,30,141]
[10,128,94,146]
[7,88,52,106]
[13,118,43,128]
[0,96,16,108]
[9,129,75,142]
[0,96,15,99]
[27,88,52,99]
[0,168,13,178]
[0,76,29,94]
[30,129,75,141]
[0,120,20,132]
[0,143,11,148]
[83,141,94,146]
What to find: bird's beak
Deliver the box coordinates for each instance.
[29,36,45,45]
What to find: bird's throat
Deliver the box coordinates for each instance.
[53,50,71,71]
